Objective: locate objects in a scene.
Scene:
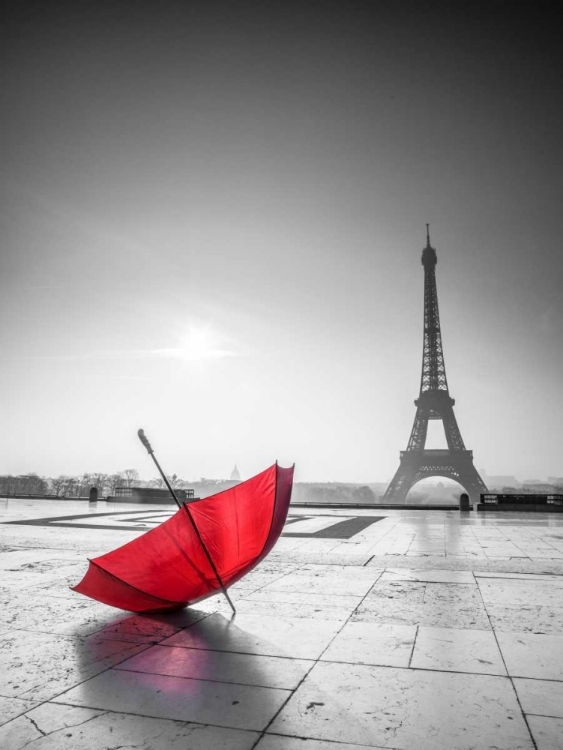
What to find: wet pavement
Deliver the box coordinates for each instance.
[1,498,563,749]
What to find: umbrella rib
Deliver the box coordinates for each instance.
[256,462,294,563]
[87,560,187,608]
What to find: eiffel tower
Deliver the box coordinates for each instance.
[383,226,488,504]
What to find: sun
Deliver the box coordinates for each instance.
[175,325,233,362]
[176,326,214,361]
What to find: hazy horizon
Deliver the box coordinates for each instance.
[2,3,562,486]
[1,461,559,489]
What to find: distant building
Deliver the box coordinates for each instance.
[520,482,560,493]
[487,476,521,489]
[230,464,241,482]
[108,486,195,504]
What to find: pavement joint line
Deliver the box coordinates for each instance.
[312,659,518,680]
[156,642,316,661]
[475,573,539,750]
[253,730,394,749]
[46,699,265,736]
[112,665,298,692]
[525,711,563,719]
[407,624,419,669]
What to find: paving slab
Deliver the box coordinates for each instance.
[269,661,533,750]
[54,668,291,731]
[262,564,382,597]
[486,604,563,634]
[513,678,563,719]
[323,620,417,667]
[478,578,563,606]
[526,716,563,750]
[355,580,491,630]
[410,626,506,675]
[0,589,106,631]
[0,702,258,749]
[497,632,563,680]
[242,589,364,609]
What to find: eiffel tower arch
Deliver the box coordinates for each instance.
[383,227,488,504]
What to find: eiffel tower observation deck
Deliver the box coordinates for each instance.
[383,227,488,504]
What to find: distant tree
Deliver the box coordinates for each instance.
[20,474,49,495]
[105,473,124,494]
[77,474,91,496]
[0,475,16,494]
[352,486,375,503]
[66,475,83,497]
[307,486,339,502]
[120,469,140,488]
[0,474,48,496]
[169,473,183,489]
[50,475,72,497]
[150,474,184,490]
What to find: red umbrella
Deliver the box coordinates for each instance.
[72,439,294,613]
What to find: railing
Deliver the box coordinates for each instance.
[478,493,563,511]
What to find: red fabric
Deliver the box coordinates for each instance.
[72,463,294,613]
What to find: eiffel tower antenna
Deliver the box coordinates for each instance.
[382,228,488,504]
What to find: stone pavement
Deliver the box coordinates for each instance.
[1,499,563,749]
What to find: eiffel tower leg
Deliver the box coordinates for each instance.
[456,464,488,504]
[406,408,428,451]
[442,407,467,451]
[383,459,418,504]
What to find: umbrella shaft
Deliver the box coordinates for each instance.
[149,452,236,614]
[149,453,182,509]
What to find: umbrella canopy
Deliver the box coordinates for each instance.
[72,463,294,613]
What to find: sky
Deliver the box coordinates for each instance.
[1,1,562,485]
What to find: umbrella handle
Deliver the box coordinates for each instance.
[138,429,182,509]
[137,429,154,455]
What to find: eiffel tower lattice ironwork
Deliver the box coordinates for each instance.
[383,226,488,504]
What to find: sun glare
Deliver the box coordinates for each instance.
[176,326,232,361]
[177,327,213,361]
